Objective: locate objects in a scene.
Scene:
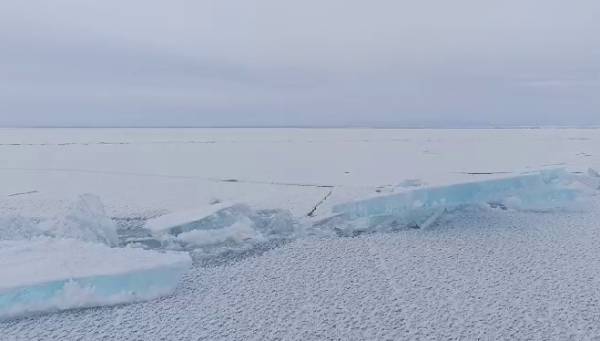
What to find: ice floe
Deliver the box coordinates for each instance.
[325,169,591,235]
[0,237,191,320]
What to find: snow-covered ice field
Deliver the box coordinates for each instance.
[2,128,600,339]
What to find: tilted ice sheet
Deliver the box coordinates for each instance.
[136,170,596,255]
[326,169,588,234]
[0,238,191,320]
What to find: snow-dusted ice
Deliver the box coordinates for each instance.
[0,238,191,320]
[3,128,600,339]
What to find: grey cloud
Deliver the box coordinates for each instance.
[0,0,599,127]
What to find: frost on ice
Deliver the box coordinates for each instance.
[326,169,587,235]
[0,238,191,320]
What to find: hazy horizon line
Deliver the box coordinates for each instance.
[2,124,600,130]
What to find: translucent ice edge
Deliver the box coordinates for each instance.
[0,265,189,321]
[0,240,191,321]
[331,169,585,229]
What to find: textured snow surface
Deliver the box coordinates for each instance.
[0,238,191,320]
[3,128,600,338]
[3,203,600,339]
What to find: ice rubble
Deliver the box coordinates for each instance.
[140,170,594,253]
[1,170,592,320]
[326,169,589,235]
[4,170,582,254]
[145,203,301,254]
[0,237,191,320]
[0,194,192,320]
[0,194,118,246]
[40,194,119,246]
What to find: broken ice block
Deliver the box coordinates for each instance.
[331,169,581,230]
[0,238,191,320]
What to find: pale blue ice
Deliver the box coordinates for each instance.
[0,262,189,320]
[330,169,582,232]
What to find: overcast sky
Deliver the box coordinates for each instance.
[1,0,599,127]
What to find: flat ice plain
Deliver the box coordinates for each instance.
[2,128,600,339]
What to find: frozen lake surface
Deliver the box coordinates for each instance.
[2,128,600,339]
